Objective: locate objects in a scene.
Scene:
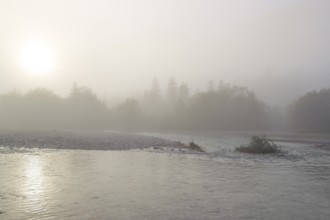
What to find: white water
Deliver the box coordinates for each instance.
[0,131,330,219]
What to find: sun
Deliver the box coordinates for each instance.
[20,40,55,76]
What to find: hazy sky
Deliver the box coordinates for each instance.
[1,0,330,106]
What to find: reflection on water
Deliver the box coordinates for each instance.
[21,156,43,219]
[23,155,43,199]
[0,138,330,219]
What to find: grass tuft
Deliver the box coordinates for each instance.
[236,135,282,154]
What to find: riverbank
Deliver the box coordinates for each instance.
[0,130,182,151]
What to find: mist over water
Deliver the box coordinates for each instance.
[0,80,329,133]
[1,0,330,219]
[1,131,330,220]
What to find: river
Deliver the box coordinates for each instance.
[0,130,329,219]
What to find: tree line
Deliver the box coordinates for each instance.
[288,88,330,132]
[0,79,329,132]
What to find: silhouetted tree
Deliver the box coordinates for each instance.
[25,88,63,127]
[289,88,330,132]
[208,80,215,92]
[68,83,104,107]
[66,84,109,128]
[0,91,25,128]
[167,77,178,102]
[0,88,65,129]
[189,84,266,130]
[0,79,274,131]
[178,83,190,102]
[144,78,161,103]
[116,98,141,129]
[150,78,161,101]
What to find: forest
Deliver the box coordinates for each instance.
[0,78,329,133]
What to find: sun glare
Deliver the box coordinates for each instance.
[20,41,55,76]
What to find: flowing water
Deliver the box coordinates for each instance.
[0,131,330,219]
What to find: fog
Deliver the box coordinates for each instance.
[1,2,330,220]
[0,0,330,131]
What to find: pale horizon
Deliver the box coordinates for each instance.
[1,0,330,106]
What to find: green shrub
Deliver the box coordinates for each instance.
[236,135,281,154]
